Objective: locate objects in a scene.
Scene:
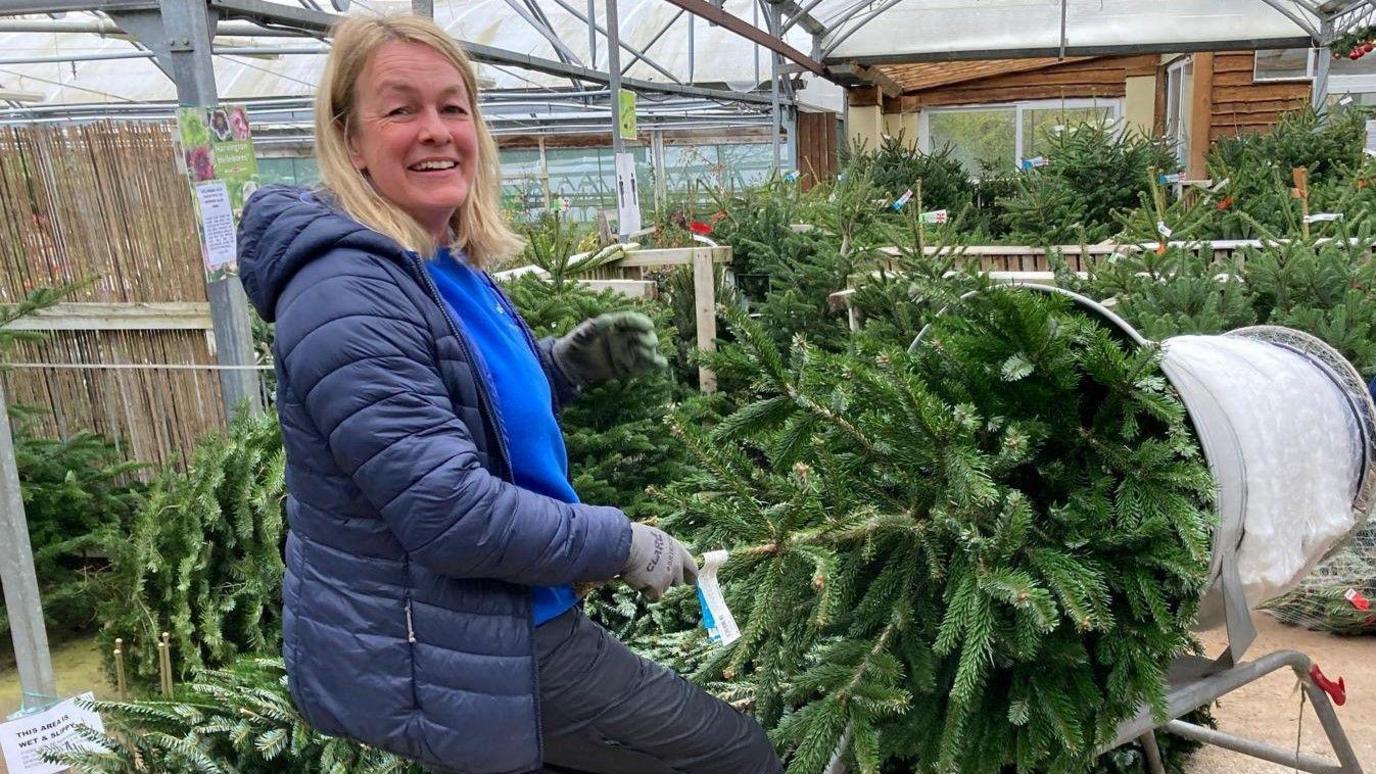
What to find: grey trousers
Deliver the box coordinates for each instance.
[533,606,782,774]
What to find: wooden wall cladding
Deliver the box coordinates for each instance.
[903,55,1158,109]
[797,110,838,190]
[1208,52,1310,141]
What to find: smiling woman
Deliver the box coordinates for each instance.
[235,12,779,774]
[344,44,478,243]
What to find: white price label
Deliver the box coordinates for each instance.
[696,550,740,646]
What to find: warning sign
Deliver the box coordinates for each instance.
[0,692,105,774]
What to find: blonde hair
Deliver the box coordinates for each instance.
[315,14,522,266]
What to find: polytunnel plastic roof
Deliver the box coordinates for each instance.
[0,1,817,106]
[0,0,1370,110]
[819,0,1334,64]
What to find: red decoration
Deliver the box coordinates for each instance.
[1216,197,1233,211]
[689,221,714,235]
[1310,665,1347,706]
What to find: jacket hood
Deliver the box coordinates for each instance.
[237,185,409,322]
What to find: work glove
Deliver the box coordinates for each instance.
[552,312,668,390]
[620,523,698,602]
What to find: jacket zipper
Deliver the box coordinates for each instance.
[481,272,563,418]
[405,251,515,478]
[407,251,546,767]
[404,598,417,644]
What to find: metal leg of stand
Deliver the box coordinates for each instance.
[1106,650,1363,774]
[1139,732,1166,774]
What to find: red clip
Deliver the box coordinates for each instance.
[1344,588,1370,612]
[1310,665,1347,707]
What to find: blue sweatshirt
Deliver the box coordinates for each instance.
[425,248,579,626]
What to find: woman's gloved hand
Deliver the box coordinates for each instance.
[620,523,698,601]
[552,312,668,390]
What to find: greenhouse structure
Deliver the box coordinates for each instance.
[1,2,1375,773]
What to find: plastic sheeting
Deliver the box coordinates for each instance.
[0,0,812,105]
[824,0,1317,62]
[1,0,1333,107]
[1161,334,1366,628]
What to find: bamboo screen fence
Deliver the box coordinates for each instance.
[0,121,227,469]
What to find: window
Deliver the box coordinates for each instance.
[926,107,1017,174]
[1255,48,1315,81]
[920,98,1122,176]
[1020,105,1118,162]
[1165,58,1192,168]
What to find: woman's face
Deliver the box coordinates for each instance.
[348,41,479,241]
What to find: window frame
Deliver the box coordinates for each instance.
[1164,57,1192,168]
[1253,47,1317,83]
[917,97,1124,174]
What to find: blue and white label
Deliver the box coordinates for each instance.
[696,550,740,646]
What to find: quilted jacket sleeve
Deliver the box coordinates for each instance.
[274,249,631,586]
[536,336,581,408]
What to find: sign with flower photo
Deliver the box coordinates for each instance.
[176,105,259,279]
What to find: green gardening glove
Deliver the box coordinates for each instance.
[551,311,669,390]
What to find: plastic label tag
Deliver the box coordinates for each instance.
[1020,156,1049,171]
[1156,221,1173,238]
[1304,212,1343,223]
[921,209,948,225]
[892,189,914,211]
[696,550,740,646]
[1158,173,1183,184]
[1345,587,1370,611]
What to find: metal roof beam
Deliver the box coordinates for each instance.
[462,39,775,103]
[209,0,334,33]
[820,0,902,58]
[660,0,827,77]
[503,0,582,66]
[620,8,684,76]
[824,37,1317,67]
[545,0,682,83]
[765,0,825,36]
[0,0,155,13]
[1256,0,1321,38]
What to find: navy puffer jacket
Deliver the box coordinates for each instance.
[237,186,633,774]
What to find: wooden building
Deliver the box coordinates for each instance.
[844,50,1314,180]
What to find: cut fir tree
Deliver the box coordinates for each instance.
[663,286,1215,773]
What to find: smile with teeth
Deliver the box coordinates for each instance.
[410,160,457,171]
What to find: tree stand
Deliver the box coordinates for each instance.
[1109,648,1364,773]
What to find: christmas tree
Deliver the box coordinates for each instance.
[662,286,1215,773]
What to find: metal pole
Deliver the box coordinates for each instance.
[157,0,263,422]
[539,134,551,209]
[0,380,57,713]
[785,104,798,171]
[1313,20,1333,111]
[587,0,597,65]
[411,0,433,17]
[606,0,628,241]
[652,129,667,210]
[769,8,782,173]
[687,12,695,83]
